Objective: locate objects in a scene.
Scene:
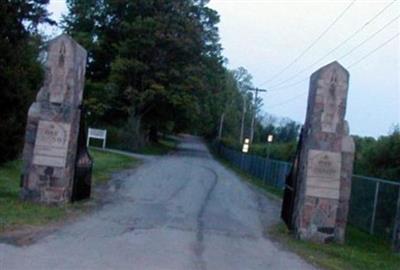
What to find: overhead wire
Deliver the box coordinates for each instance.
[265,0,398,89]
[257,0,357,87]
[267,32,400,108]
[267,91,308,109]
[339,14,400,60]
[266,13,400,92]
[347,32,399,68]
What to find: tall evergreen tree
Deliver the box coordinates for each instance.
[0,0,53,163]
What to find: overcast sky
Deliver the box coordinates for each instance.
[47,0,399,137]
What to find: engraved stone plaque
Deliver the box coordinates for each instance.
[305,149,341,199]
[33,121,71,167]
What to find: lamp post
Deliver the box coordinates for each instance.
[267,134,274,160]
[241,138,250,170]
[263,134,274,182]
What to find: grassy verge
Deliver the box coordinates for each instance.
[0,149,138,232]
[137,136,179,155]
[208,146,283,198]
[90,148,139,184]
[210,144,400,270]
[270,223,400,270]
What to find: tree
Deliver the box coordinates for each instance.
[0,0,53,164]
[354,127,400,180]
[62,0,226,148]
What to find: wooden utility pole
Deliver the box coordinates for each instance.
[249,87,267,142]
[239,95,246,144]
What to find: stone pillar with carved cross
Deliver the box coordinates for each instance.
[291,61,355,243]
[21,34,87,204]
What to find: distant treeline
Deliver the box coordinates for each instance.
[353,128,400,181]
[220,122,400,182]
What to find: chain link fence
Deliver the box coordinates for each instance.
[213,142,400,243]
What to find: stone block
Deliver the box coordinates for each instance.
[285,61,355,243]
[20,34,89,204]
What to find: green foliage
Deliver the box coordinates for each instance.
[63,0,227,142]
[0,0,53,164]
[210,145,284,198]
[220,114,300,162]
[90,148,138,183]
[354,128,400,181]
[0,159,66,231]
[250,142,297,161]
[223,113,399,182]
[136,137,178,155]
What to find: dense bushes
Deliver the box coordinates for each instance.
[354,128,400,181]
[0,1,53,164]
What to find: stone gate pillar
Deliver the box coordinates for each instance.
[21,34,87,204]
[292,61,355,243]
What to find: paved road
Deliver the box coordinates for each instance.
[0,136,315,270]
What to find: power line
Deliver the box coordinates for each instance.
[267,33,399,108]
[269,78,308,92]
[268,91,308,109]
[258,0,357,87]
[348,32,399,68]
[266,0,398,89]
[267,13,400,92]
[339,14,400,60]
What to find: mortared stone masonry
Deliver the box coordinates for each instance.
[291,61,355,243]
[21,34,87,204]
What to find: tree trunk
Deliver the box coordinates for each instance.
[218,112,225,140]
[149,126,159,143]
[133,114,144,149]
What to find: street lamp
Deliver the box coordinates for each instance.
[241,137,250,170]
[267,134,273,160]
[242,138,250,153]
[267,134,274,143]
[263,134,274,181]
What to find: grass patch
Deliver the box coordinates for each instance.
[209,147,283,198]
[90,148,139,184]
[137,137,178,155]
[271,223,400,270]
[0,149,138,232]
